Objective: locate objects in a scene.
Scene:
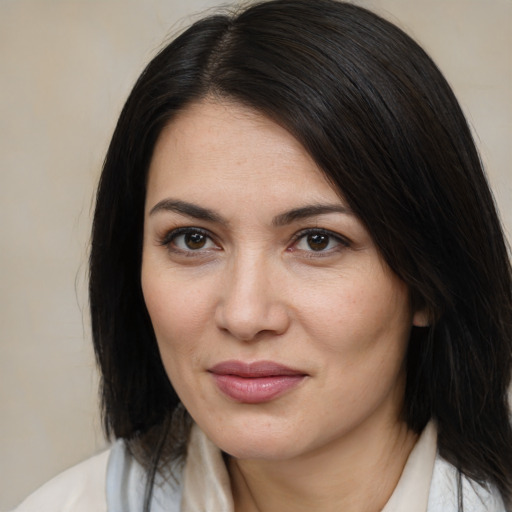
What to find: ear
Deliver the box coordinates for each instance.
[412,308,430,328]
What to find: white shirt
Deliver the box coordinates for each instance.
[12,422,506,512]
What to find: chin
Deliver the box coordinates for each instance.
[201,418,308,461]
[219,436,301,461]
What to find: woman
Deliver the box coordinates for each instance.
[14,0,512,511]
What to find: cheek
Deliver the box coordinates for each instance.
[141,265,214,366]
[296,266,412,358]
[301,276,412,435]
[141,271,222,414]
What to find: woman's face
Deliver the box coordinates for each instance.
[141,100,423,461]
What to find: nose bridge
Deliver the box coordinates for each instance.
[215,247,289,341]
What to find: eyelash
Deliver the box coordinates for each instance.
[158,227,350,256]
[159,227,218,255]
[290,228,350,256]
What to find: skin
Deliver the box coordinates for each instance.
[141,99,427,512]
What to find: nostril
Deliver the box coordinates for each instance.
[214,298,290,341]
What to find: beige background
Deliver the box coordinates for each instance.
[1,0,510,509]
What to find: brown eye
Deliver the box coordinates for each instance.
[307,233,330,251]
[293,229,349,254]
[185,232,207,249]
[164,228,217,252]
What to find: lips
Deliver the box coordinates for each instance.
[209,360,307,404]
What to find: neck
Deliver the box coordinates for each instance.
[228,419,417,512]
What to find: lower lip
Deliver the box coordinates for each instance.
[211,374,305,404]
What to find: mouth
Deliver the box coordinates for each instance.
[208,360,307,404]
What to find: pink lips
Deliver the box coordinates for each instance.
[209,360,306,404]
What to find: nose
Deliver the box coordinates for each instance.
[214,253,290,342]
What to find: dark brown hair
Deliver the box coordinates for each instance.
[90,0,512,507]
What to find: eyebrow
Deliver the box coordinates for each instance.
[149,199,227,224]
[272,204,354,227]
[149,199,353,226]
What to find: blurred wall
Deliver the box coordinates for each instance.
[0,0,510,509]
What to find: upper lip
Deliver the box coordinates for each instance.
[209,360,306,378]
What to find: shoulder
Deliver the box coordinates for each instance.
[11,448,110,512]
[106,439,183,512]
[428,454,507,512]
[11,440,183,512]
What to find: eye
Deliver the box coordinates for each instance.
[292,229,349,253]
[161,227,218,253]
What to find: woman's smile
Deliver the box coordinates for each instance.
[141,99,424,462]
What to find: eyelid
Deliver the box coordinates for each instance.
[289,227,351,252]
[159,226,219,252]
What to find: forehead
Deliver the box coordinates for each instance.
[146,100,342,211]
